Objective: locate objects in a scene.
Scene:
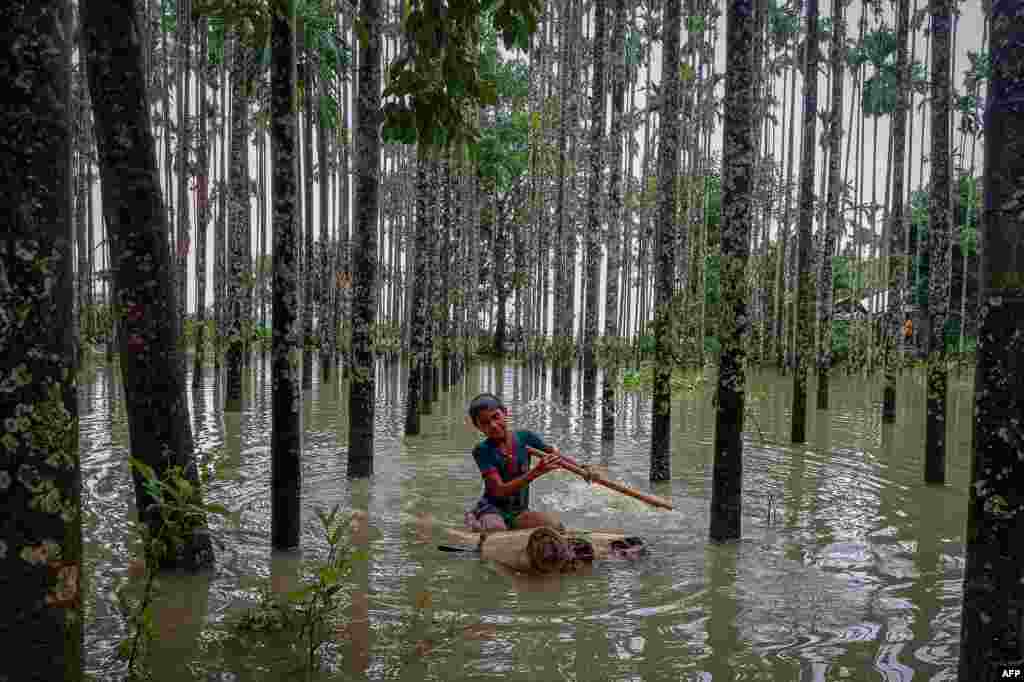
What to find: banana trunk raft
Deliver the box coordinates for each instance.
[446,527,646,574]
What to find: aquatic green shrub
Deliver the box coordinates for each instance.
[115,459,237,680]
[618,363,707,395]
[234,504,366,677]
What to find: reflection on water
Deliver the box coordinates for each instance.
[80,358,972,680]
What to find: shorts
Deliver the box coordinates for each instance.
[464,497,522,530]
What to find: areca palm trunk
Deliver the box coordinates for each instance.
[957,7,1024,676]
[3,0,84,671]
[881,0,911,422]
[789,0,819,444]
[650,0,683,481]
[923,0,952,484]
[957,14,984,359]
[214,40,229,373]
[711,0,756,541]
[773,39,798,371]
[270,0,302,550]
[553,0,573,400]
[853,12,868,373]
[177,0,192,354]
[162,9,175,278]
[83,0,214,570]
[440,152,453,389]
[334,7,351,375]
[816,0,845,410]
[583,0,608,407]
[318,67,333,381]
[302,32,315,388]
[902,0,918,316]
[422,154,438,409]
[404,144,432,435]
[348,0,381,478]
[225,36,252,412]
[601,0,627,441]
[193,17,210,386]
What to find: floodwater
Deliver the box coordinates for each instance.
[79,356,975,681]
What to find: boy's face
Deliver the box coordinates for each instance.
[474,407,508,441]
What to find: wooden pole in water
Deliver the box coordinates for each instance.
[527,447,674,510]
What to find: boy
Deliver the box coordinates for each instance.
[464,392,565,532]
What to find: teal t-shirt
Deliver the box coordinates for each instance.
[472,430,549,516]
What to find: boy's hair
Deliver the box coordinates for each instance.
[468,392,505,426]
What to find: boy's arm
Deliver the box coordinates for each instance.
[482,461,555,498]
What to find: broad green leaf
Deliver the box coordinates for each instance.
[129,457,158,484]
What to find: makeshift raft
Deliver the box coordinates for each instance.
[446,527,646,574]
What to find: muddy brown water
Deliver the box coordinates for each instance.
[79,357,974,681]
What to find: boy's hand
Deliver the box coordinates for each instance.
[532,452,563,477]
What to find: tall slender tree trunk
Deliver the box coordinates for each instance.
[958,15,985,358]
[790,0,819,444]
[601,0,628,441]
[881,0,911,421]
[334,8,351,375]
[440,152,454,389]
[270,0,302,550]
[83,0,214,569]
[318,58,333,382]
[405,144,431,435]
[302,31,316,388]
[554,0,573,399]
[214,42,229,373]
[348,0,381,478]
[816,0,845,410]
[774,47,798,370]
[194,17,210,386]
[650,0,683,481]
[923,0,952,484]
[176,0,192,355]
[711,0,756,542]
[957,5,1024,678]
[225,36,252,412]
[2,0,84,674]
[582,0,608,407]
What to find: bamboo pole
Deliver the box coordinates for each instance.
[526,446,674,510]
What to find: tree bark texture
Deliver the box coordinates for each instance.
[789,0,819,444]
[82,0,214,570]
[602,0,628,441]
[650,0,683,481]
[583,0,608,407]
[348,0,381,478]
[711,0,756,542]
[0,0,84,676]
[193,17,210,387]
[924,0,953,484]
[816,0,845,410]
[226,36,253,412]
[881,0,911,422]
[270,0,303,550]
[405,145,431,436]
[958,3,1024,678]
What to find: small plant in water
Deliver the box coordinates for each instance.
[235,503,365,678]
[115,458,237,680]
[378,589,466,680]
